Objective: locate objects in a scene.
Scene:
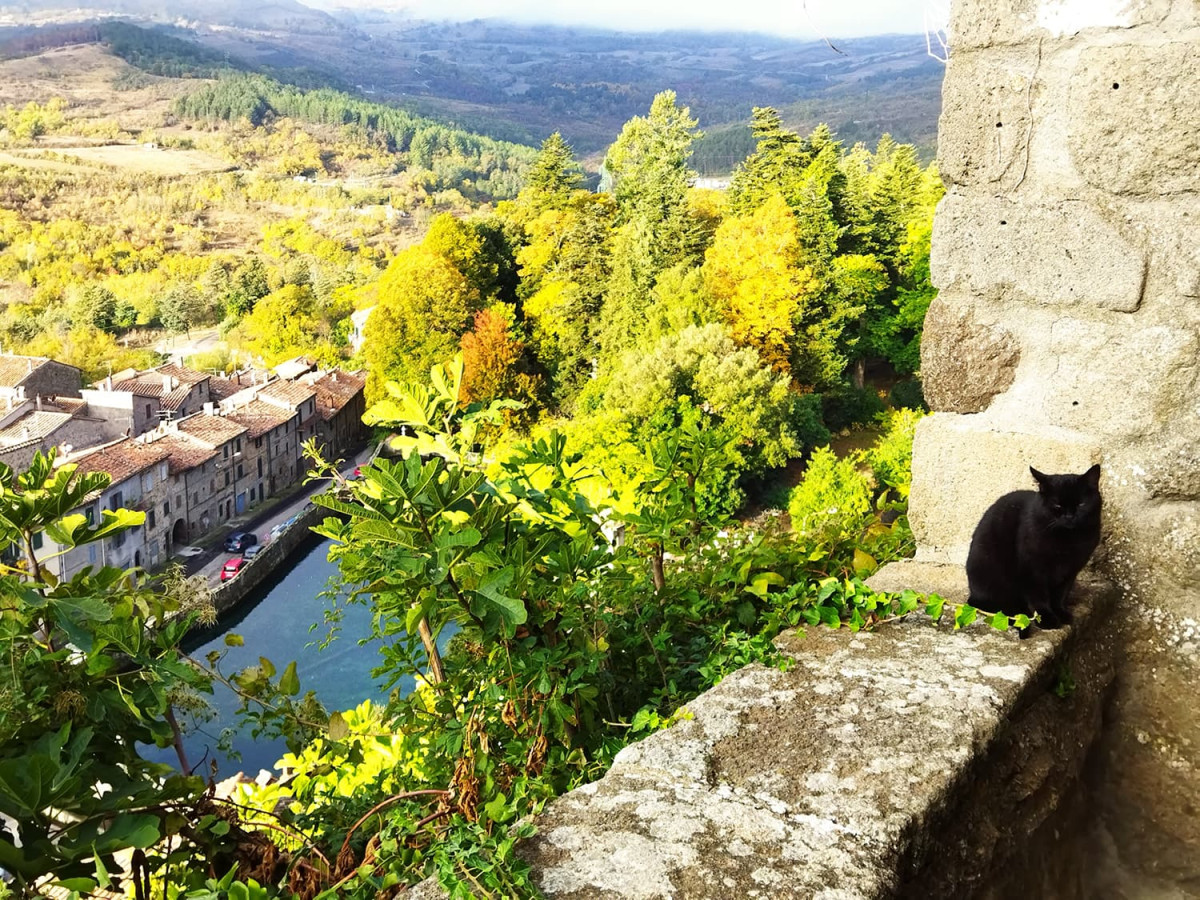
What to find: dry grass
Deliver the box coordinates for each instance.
[0,44,194,130]
[13,142,231,175]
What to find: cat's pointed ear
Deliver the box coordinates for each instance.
[1029,466,1050,490]
[1083,463,1101,488]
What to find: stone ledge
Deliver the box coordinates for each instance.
[505,574,1118,899]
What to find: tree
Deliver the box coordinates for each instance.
[235,283,322,364]
[158,284,205,335]
[703,194,819,373]
[600,91,704,355]
[362,245,482,401]
[597,323,827,472]
[460,305,540,419]
[70,284,116,332]
[515,193,615,406]
[522,131,584,209]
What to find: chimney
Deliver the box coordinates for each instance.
[105,375,113,391]
[27,358,33,374]
[204,401,215,415]
[332,371,338,383]
[35,395,42,411]
[163,376,173,394]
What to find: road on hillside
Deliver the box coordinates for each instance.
[155,328,225,362]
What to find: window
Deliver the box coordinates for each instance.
[237,464,244,479]
[110,491,123,511]
[148,509,156,529]
[236,438,242,453]
[255,437,262,449]
[224,472,229,487]
[193,492,199,505]
[163,501,170,516]
[145,403,152,420]
[224,445,229,458]
[31,531,43,551]
[88,545,96,564]
[250,487,256,501]
[85,506,95,525]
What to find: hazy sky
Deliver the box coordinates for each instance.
[333,0,949,39]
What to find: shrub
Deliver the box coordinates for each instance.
[889,377,926,411]
[787,447,872,540]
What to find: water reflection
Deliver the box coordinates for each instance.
[151,536,383,777]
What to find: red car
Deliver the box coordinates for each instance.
[220,557,246,582]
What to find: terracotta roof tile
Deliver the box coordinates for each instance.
[0,355,52,389]
[177,413,247,446]
[260,379,316,410]
[0,410,74,447]
[223,400,294,439]
[71,439,171,484]
[144,433,218,475]
[306,369,366,421]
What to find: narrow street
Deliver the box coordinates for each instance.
[179,445,375,587]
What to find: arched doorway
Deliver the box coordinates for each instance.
[172,518,188,548]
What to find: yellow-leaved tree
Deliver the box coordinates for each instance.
[702,194,818,374]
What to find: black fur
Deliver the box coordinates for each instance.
[966,464,1102,637]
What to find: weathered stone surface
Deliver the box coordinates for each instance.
[513,585,1116,899]
[931,192,1147,312]
[1097,622,1200,891]
[920,297,1020,414]
[1068,42,1200,196]
[906,414,1099,565]
[937,47,1038,190]
[910,0,1200,890]
[1040,318,1200,437]
[866,559,968,601]
[1137,434,1200,500]
[949,0,1191,50]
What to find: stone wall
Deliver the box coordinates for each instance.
[410,580,1117,899]
[208,502,325,619]
[878,0,1200,892]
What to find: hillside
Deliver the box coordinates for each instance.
[0,6,944,164]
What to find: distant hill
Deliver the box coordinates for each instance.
[0,4,944,167]
[0,0,344,33]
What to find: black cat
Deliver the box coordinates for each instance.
[966,464,1102,636]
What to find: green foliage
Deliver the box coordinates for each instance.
[175,75,535,199]
[0,451,216,891]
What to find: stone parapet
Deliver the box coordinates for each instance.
[406,578,1116,899]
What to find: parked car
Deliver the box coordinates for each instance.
[219,558,246,582]
[243,543,266,560]
[224,531,258,553]
[269,515,298,541]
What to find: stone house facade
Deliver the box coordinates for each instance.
[0,354,82,403]
[38,440,173,579]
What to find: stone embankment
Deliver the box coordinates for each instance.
[207,502,327,618]
[414,574,1117,899]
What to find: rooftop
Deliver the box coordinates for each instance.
[260,379,316,410]
[177,412,248,446]
[223,399,295,438]
[0,354,75,389]
[143,433,218,475]
[0,409,75,448]
[305,369,366,421]
[274,356,318,382]
[71,439,171,485]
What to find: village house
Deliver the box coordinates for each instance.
[36,440,174,580]
[0,395,109,470]
[0,353,82,403]
[300,368,368,461]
